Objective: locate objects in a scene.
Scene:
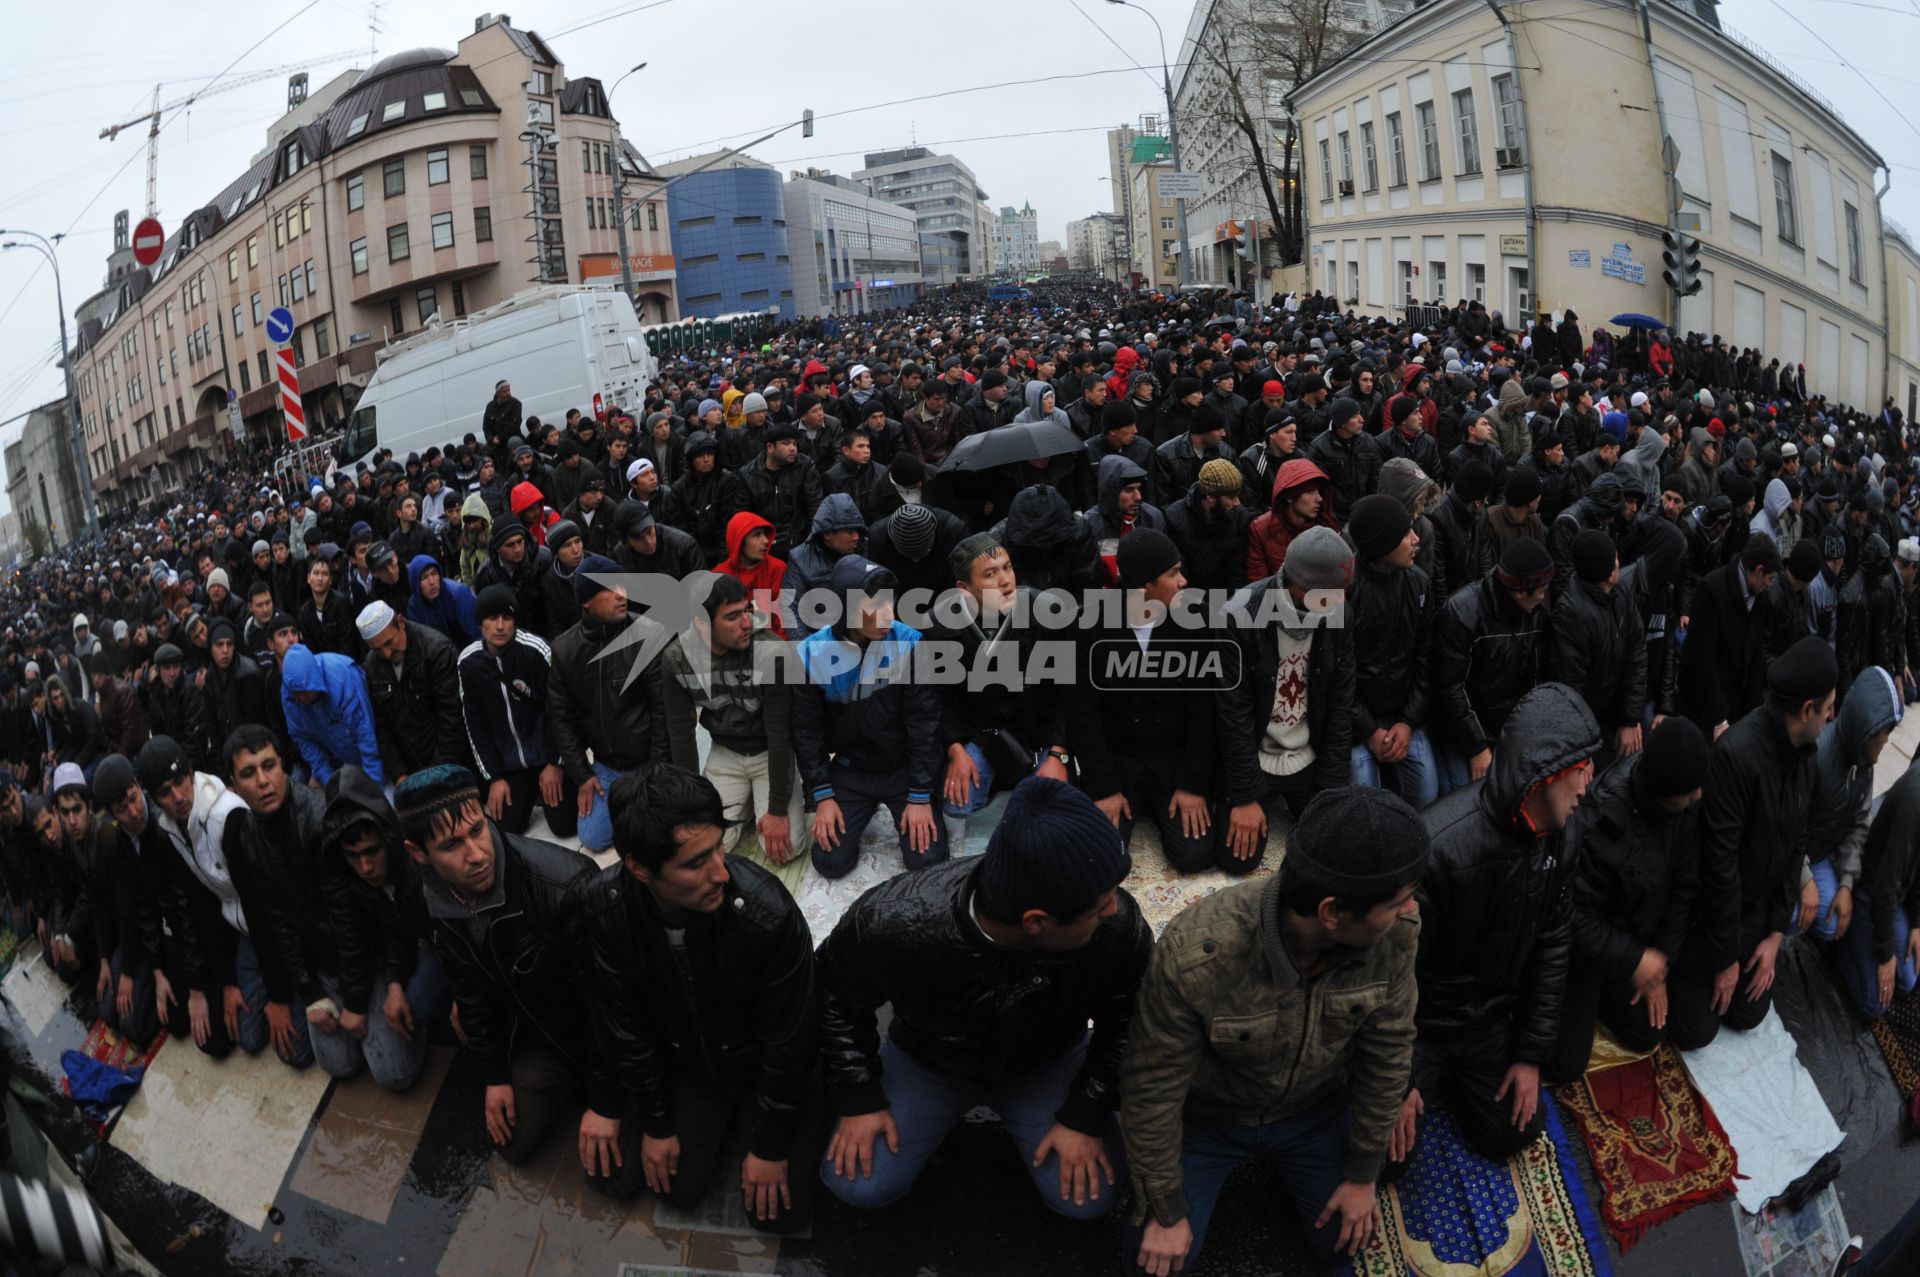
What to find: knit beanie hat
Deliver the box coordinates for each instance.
[1101,398,1138,433]
[490,520,529,554]
[1283,786,1429,898]
[92,754,137,810]
[889,504,938,560]
[1723,474,1754,510]
[393,764,483,843]
[1197,458,1243,496]
[574,554,622,608]
[475,584,518,622]
[1821,528,1848,561]
[1388,395,1420,428]
[1453,460,1495,504]
[1347,494,1412,561]
[136,735,191,791]
[546,519,583,553]
[740,392,768,415]
[252,539,271,556]
[206,567,230,592]
[1497,536,1555,592]
[1571,529,1617,584]
[1117,529,1181,589]
[1786,538,1823,584]
[1505,466,1542,507]
[888,452,927,486]
[1191,400,1227,436]
[1640,718,1710,797]
[979,777,1130,920]
[1282,525,1355,591]
[1766,635,1838,702]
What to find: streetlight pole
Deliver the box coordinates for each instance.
[1106,0,1189,288]
[607,62,648,317]
[1,230,101,541]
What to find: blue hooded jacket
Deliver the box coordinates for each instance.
[280,643,384,784]
[405,554,479,646]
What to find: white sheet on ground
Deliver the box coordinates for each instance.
[1682,1004,1845,1213]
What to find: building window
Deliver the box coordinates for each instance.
[529,69,551,95]
[416,286,438,324]
[1492,74,1522,151]
[247,236,258,268]
[314,317,331,359]
[460,88,482,107]
[251,291,263,323]
[586,199,597,230]
[427,149,450,185]
[388,224,410,262]
[389,298,404,335]
[238,363,250,392]
[452,280,467,317]
[1337,131,1352,187]
[1452,89,1480,175]
[290,268,305,302]
[422,91,447,112]
[1386,112,1406,187]
[257,350,270,386]
[470,145,488,179]
[383,159,405,198]
[1416,101,1440,180]
[165,300,174,328]
[290,329,305,366]
[382,100,405,123]
[346,113,369,138]
[1319,140,1333,201]
[1161,217,1175,230]
[647,203,658,232]
[346,172,364,212]
[1361,122,1378,192]
[474,207,493,242]
[305,259,316,295]
[582,140,593,173]
[227,249,239,282]
[1772,152,1799,244]
[431,211,455,249]
[1844,201,1863,283]
[351,237,368,274]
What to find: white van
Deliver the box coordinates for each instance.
[337,285,657,468]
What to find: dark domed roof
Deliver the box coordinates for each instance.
[354,47,454,88]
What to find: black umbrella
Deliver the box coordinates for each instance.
[938,421,1085,473]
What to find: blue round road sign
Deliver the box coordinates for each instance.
[266,307,295,344]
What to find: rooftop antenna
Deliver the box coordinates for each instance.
[366,0,383,60]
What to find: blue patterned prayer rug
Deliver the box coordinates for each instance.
[1345,1093,1613,1277]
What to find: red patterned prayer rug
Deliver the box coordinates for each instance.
[59,1019,165,1137]
[1869,988,1920,1101]
[1557,1045,1737,1251]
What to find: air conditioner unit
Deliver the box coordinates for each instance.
[1338,179,1355,196]
[1495,146,1523,170]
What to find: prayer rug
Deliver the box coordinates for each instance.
[1682,1006,1845,1213]
[1557,1045,1737,1250]
[1346,1093,1612,1277]
[1870,988,1920,1100]
[58,1019,165,1137]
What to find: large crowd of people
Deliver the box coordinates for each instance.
[0,277,1916,1272]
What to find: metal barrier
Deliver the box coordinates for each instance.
[1402,303,1449,332]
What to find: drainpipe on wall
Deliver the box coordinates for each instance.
[1484,0,1537,323]
[1633,0,1681,328]
[1876,163,1892,410]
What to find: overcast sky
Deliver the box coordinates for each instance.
[0,0,1915,514]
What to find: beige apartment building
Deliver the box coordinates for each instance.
[1293,0,1893,409]
[1127,135,1180,292]
[70,17,675,511]
[1890,223,1920,427]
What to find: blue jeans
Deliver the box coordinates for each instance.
[1347,727,1440,808]
[1839,893,1918,1019]
[819,1035,1120,1220]
[310,944,452,1089]
[940,742,1042,818]
[1807,858,1845,942]
[235,937,313,1067]
[1121,1099,1353,1271]
[576,761,630,853]
[1435,745,1474,797]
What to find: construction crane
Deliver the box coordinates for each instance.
[100,52,365,220]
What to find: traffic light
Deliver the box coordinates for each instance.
[1231,220,1255,262]
[1661,228,1702,296]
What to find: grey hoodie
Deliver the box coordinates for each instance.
[1613,422,1667,500]
[1748,477,1801,556]
[1801,665,1902,889]
[1013,378,1072,429]
[1082,454,1165,542]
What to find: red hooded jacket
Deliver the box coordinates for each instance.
[717,511,788,637]
[1245,458,1339,582]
